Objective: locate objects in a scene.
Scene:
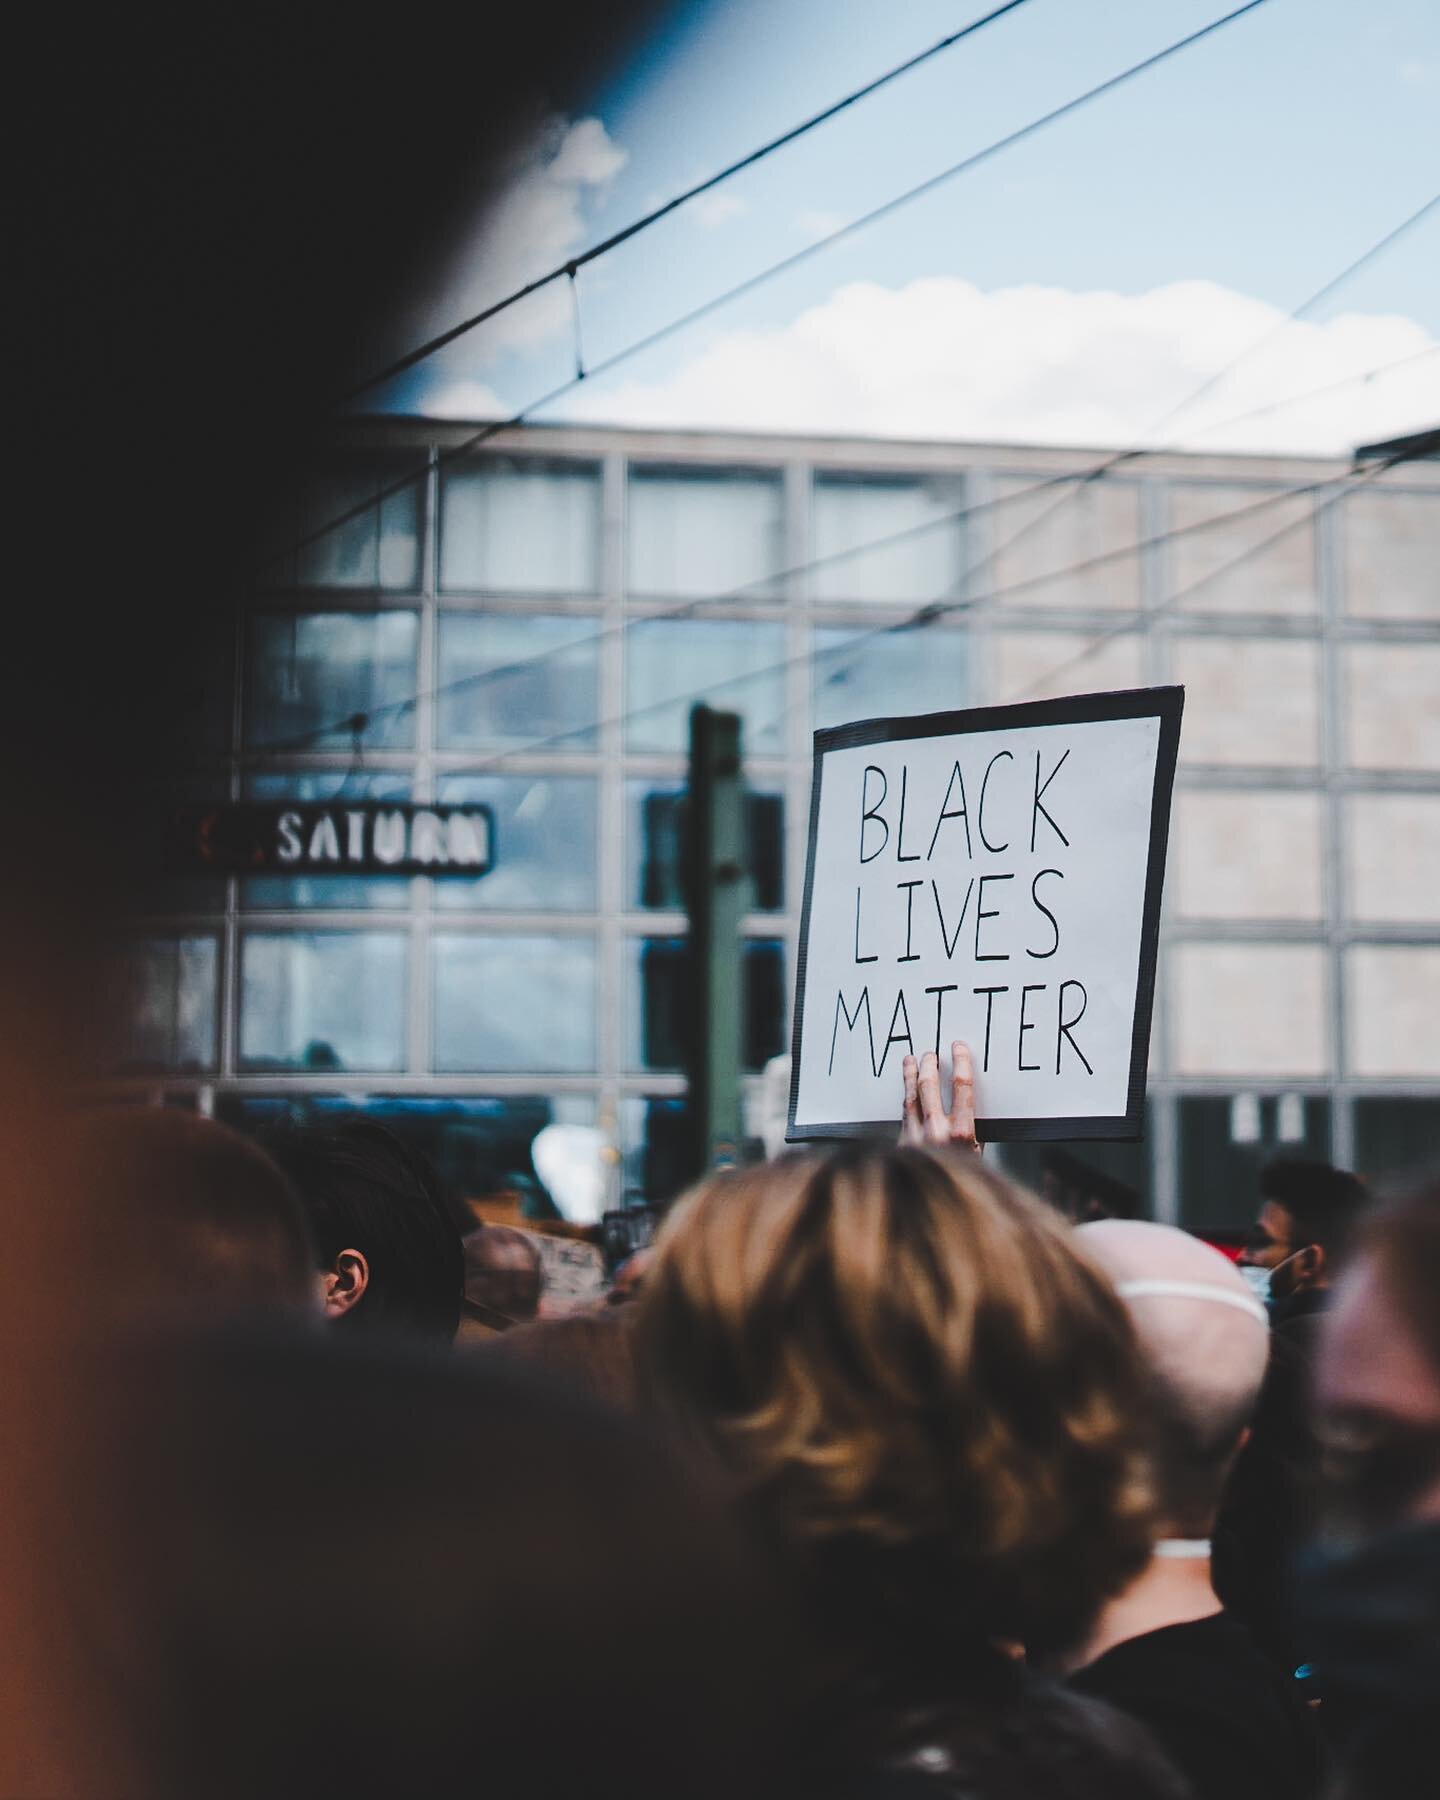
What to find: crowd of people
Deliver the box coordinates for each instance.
[54,1043,1438,1798]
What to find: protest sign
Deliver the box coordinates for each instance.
[787,687,1182,1143]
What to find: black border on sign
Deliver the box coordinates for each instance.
[786,685,1184,1146]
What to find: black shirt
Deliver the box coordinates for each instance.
[1070,1611,1325,1800]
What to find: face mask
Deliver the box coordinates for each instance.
[1237,1263,1273,1308]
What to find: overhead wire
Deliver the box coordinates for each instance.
[282,459,1393,785]
[247,328,1440,760]
[336,0,1041,406]
[264,0,1273,583]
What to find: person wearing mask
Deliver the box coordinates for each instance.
[1300,1176,1440,1799]
[262,1119,463,1346]
[1218,1160,1372,1667]
[635,1141,1189,1799]
[1070,1220,1325,1800]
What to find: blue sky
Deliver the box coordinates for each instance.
[382,0,1440,453]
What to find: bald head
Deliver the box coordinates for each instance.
[1079,1221,1270,1534]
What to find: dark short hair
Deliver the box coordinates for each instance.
[1260,1159,1371,1265]
[262,1120,463,1345]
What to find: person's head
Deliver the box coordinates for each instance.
[1238,1158,1370,1297]
[458,1224,543,1340]
[87,1327,801,1800]
[262,1121,463,1345]
[485,1309,639,1412]
[1041,1149,1142,1224]
[1317,1177,1440,1542]
[1078,1220,1270,1538]
[70,1109,317,1329]
[636,1145,1155,1665]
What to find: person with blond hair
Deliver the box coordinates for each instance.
[635,1115,1190,1798]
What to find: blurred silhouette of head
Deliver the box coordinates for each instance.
[1079,1220,1269,1536]
[638,1145,1156,1665]
[70,1109,316,1330]
[1318,1176,1440,1542]
[458,1224,543,1340]
[485,1309,640,1412]
[90,1328,798,1800]
[262,1120,462,1345]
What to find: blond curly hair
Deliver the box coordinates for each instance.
[636,1146,1155,1660]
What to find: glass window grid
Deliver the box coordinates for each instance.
[116,442,1438,1221]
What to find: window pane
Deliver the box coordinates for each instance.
[435,775,597,911]
[440,458,601,594]
[1354,1098,1440,1184]
[812,473,965,604]
[626,781,784,912]
[628,467,783,598]
[1345,794,1440,924]
[1173,943,1328,1078]
[1173,791,1323,921]
[246,611,419,750]
[990,478,1141,610]
[812,625,967,731]
[240,931,407,1072]
[619,1096,693,1207]
[1168,485,1316,613]
[282,459,423,591]
[242,774,412,911]
[217,1092,596,1214]
[433,934,597,1073]
[625,619,785,754]
[436,613,600,751]
[1345,946,1440,1077]
[1344,644,1440,771]
[989,631,1143,704]
[1344,490,1440,619]
[995,1128,1151,1219]
[627,936,786,1073]
[1178,1095,1333,1234]
[107,935,218,1072]
[1172,638,1320,768]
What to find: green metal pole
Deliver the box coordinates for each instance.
[684,705,751,1178]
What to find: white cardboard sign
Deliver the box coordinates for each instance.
[787,688,1183,1143]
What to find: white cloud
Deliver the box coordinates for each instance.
[690,190,749,228]
[422,378,506,420]
[563,275,1440,455]
[401,116,629,370]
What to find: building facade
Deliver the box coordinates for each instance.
[106,419,1440,1227]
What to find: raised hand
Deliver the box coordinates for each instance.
[901,1040,981,1154]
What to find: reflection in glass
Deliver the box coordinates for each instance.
[1177,1095,1332,1234]
[435,775,597,911]
[627,781,784,911]
[628,467,783,597]
[246,611,419,750]
[628,937,785,1073]
[625,619,785,755]
[440,457,601,594]
[285,460,424,591]
[619,1095,692,1207]
[240,931,407,1072]
[812,473,965,603]
[217,1092,596,1211]
[433,934,597,1073]
[243,774,412,911]
[108,935,218,1072]
[812,625,968,731]
[437,613,601,751]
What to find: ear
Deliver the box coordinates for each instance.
[319,1247,369,1320]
